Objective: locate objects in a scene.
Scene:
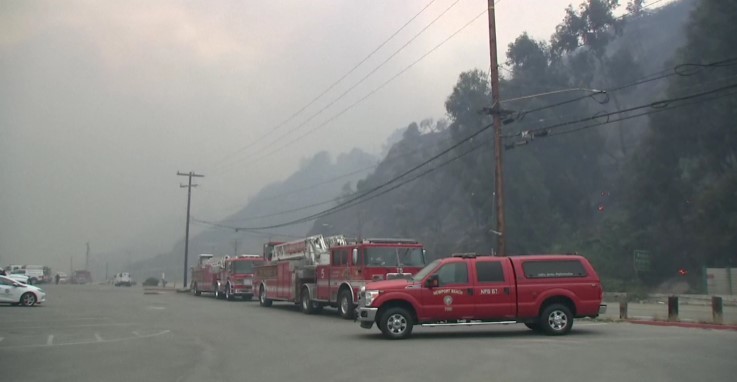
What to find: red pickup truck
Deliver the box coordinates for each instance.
[356,253,606,339]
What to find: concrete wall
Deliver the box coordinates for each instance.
[705,268,737,295]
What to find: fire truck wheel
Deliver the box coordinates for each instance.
[192,283,202,296]
[379,307,413,340]
[301,287,317,314]
[338,289,355,319]
[540,303,573,335]
[259,286,272,307]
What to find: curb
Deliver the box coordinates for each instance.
[629,320,737,331]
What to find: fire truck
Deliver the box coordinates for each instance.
[254,235,426,319]
[190,254,264,300]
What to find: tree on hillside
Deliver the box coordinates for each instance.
[624,0,737,280]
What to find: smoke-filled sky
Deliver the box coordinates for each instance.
[1,0,629,269]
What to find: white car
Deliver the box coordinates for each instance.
[113,272,132,287]
[0,275,46,306]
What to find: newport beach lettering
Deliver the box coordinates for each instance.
[432,288,464,296]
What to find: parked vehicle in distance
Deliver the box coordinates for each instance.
[71,270,93,284]
[22,265,51,284]
[356,253,606,339]
[113,272,133,287]
[191,254,264,300]
[56,272,69,284]
[0,275,46,306]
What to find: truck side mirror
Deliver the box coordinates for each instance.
[425,274,439,288]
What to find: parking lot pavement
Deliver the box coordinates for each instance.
[2,284,736,382]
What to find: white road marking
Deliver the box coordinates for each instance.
[0,337,4,343]
[46,335,54,346]
[94,333,103,342]
[1,317,111,325]
[0,330,171,349]
[11,323,132,330]
[132,331,140,337]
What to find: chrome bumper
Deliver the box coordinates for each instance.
[599,304,607,315]
[356,306,378,329]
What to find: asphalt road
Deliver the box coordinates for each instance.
[1,284,736,382]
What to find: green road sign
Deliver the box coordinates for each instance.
[633,249,651,272]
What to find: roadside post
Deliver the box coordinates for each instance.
[619,294,628,319]
[712,296,723,324]
[668,296,679,321]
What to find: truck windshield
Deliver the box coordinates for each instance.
[364,247,425,267]
[411,259,442,282]
[233,261,259,273]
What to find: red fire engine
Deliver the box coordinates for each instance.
[254,235,426,318]
[190,254,264,300]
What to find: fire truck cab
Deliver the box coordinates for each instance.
[255,236,426,319]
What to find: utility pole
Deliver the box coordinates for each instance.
[177,171,204,289]
[85,242,90,270]
[233,240,238,257]
[487,0,506,256]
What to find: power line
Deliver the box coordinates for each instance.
[191,218,302,239]
[233,82,737,229]
[210,0,465,175]
[200,69,737,230]
[503,82,737,141]
[512,56,737,122]
[200,61,737,231]
[211,4,489,176]
[197,133,492,231]
[206,0,440,173]
[236,8,490,172]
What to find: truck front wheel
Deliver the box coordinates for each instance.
[259,286,272,307]
[338,289,355,319]
[379,307,413,340]
[540,304,573,335]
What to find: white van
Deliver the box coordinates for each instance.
[113,272,132,287]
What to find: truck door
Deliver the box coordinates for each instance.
[329,249,349,302]
[421,260,475,320]
[473,259,516,319]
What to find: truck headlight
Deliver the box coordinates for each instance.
[364,290,380,306]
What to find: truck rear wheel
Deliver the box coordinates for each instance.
[540,304,573,335]
[379,307,413,340]
[301,287,317,314]
[338,289,355,319]
[193,282,202,296]
[259,286,272,307]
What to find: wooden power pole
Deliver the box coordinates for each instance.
[178,171,204,289]
[487,0,506,256]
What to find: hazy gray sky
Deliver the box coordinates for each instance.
[1,0,601,269]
